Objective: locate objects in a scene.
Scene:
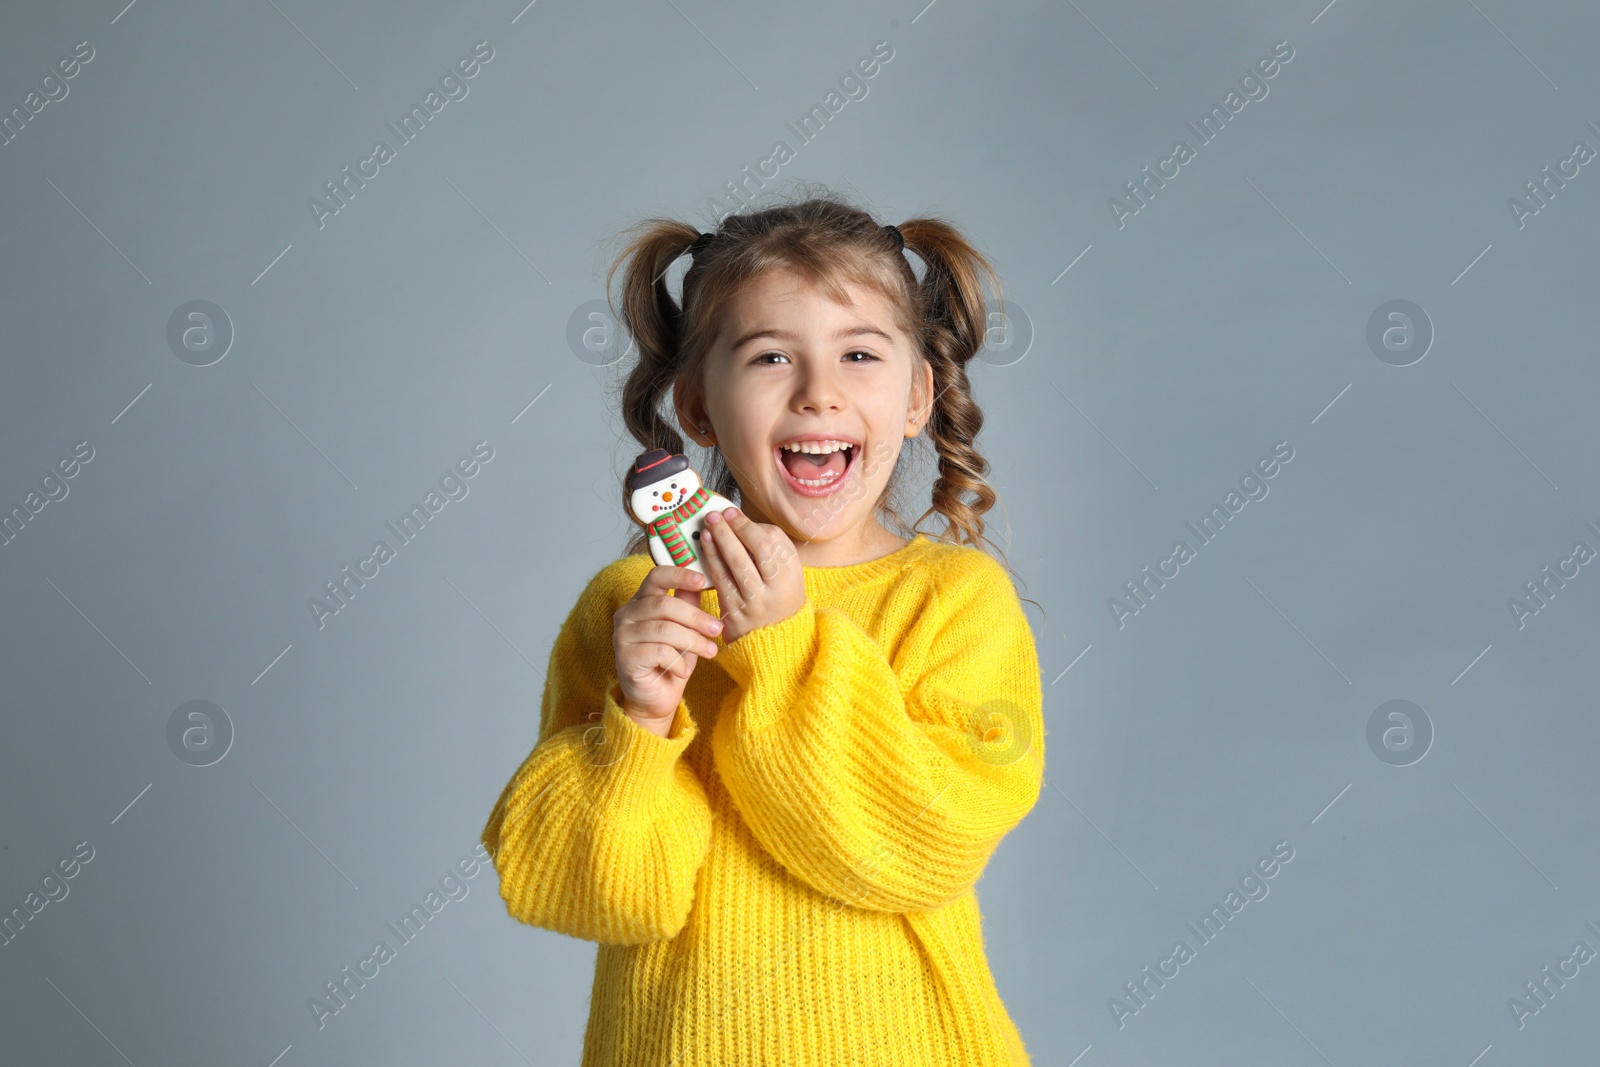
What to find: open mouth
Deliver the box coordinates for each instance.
[774,440,857,497]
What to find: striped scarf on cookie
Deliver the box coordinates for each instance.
[649,486,712,566]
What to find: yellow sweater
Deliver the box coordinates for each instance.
[481,533,1045,1066]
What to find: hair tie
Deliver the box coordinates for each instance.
[884,224,905,252]
[688,232,715,257]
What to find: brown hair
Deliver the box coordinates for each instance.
[603,184,1016,577]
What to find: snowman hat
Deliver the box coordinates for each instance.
[628,448,690,490]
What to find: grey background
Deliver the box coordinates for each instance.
[2,0,1597,1064]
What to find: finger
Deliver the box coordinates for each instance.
[636,565,708,599]
[633,590,724,638]
[757,521,800,575]
[707,512,760,601]
[699,521,743,618]
[721,509,763,580]
[615,594,721,673]
[723,510,784,581]
[673,649,698,679]
[621,616,720,659]
[632,629,716,688]
[647,644,689,684]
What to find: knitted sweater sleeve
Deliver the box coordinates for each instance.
[710,550,1044,913]
[481,558,714,945]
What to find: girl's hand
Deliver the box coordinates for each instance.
[698,508,805,644]
[613,565,724,737]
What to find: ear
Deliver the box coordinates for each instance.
[673,374,713,447]
[905,359,934,438]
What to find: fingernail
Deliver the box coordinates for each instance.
[708,619,722,632]
[706,512,721,524]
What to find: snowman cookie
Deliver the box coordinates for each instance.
[627,448,739,575]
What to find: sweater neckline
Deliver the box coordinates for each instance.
[801,533,932,595]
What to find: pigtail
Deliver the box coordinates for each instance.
[606,219,745,557]
[893,217,1008,563]
[608,222,694,556]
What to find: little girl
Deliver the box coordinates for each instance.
[481,192,1045,1066]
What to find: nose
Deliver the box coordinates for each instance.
[792,360,844,416]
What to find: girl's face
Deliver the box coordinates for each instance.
[675,267,932,563]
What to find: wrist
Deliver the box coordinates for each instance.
[710,598,817,734]
[622,700,676,738]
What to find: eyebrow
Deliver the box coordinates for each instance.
[729,324,894,351]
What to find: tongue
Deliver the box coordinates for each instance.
[780,447,848,481]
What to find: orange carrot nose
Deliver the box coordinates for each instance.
[663,492,673,501]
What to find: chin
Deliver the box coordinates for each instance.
[779,503,867,546]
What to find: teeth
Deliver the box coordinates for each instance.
[779,439,853,454]
[779,439,853,487]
